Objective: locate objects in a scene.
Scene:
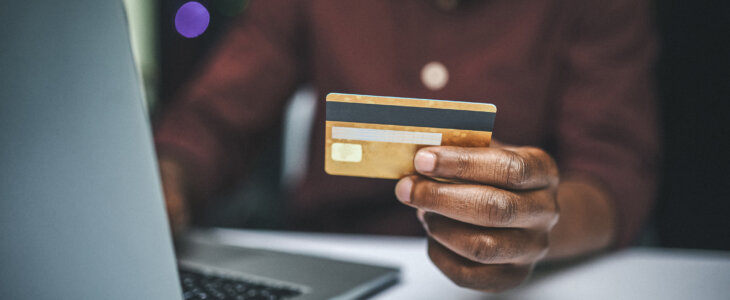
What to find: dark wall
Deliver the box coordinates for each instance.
[156,0,243,114]
[156,1,730,250]
[654,0,730,250]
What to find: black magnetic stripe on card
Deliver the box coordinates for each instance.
[326,101,495,131]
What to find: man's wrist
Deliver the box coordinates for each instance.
[158,155,192,236]
[545,177,615,261]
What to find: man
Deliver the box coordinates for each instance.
[156,0,658,292]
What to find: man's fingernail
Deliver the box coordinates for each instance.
[414,151,437,173]
[395,177,413,203]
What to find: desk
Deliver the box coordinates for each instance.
[197,228,730,299]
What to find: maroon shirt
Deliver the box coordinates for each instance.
[155,0,659,247]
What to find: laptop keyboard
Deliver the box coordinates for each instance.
[179,268,302,300]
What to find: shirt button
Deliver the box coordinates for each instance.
[435,0,459,11]
[421,61,449,91]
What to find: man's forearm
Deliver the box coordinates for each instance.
[545,177,616,260]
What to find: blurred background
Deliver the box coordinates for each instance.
[124,0,730,250]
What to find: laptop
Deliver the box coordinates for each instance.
[0,1,399,299]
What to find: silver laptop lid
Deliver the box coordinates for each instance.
[0,1,182,299]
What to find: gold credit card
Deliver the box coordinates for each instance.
[324,93,497,179]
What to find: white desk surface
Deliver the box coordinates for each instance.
[202,228,730,300]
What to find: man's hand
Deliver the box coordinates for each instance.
[159,157,191,237]
[395,145,560,292]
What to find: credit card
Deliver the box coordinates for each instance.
[324,93,496,179]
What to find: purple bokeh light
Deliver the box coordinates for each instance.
[175,1,210,38]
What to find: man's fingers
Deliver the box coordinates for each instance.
[413,146,558,190]
[427,238,532,293]
[396,176,559,228]
[421,212,548,264]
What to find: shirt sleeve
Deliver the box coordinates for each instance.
[556,0,660,248]
[154,0,306,200]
